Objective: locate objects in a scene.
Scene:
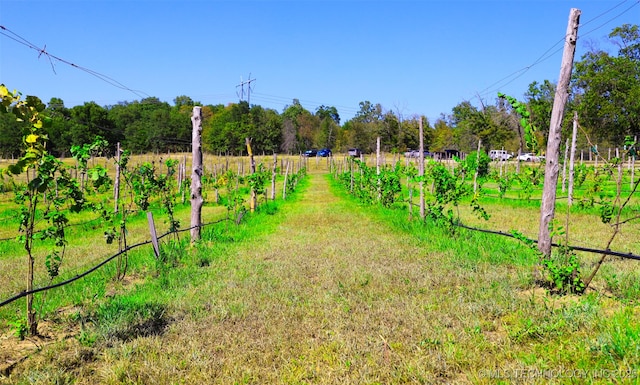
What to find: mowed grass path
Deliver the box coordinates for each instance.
[6,170,631,384]
[108,172,452,384]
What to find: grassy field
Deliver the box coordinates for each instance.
[0,158,639,384]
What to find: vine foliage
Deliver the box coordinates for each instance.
[1,84,85,336]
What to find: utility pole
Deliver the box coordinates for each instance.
[236,73,256,105]
[538,8,581,256]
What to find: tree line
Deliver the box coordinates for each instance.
[1,24,637,158]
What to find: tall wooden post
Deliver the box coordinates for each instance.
[473,139,481,194]
[246,138,256,212]
[562,138,569,193]
[419,117,425,220]
[114,142,121,213]
[190,106,203,243]
[568,112,578,205]
[376,137,381,202]
[283,161,289,200]
[271,153,277,200]
[538,8,581,256]
[632,136,637,190]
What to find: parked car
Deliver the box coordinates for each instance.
[518,153,540,162]
[317,148,332,157]
[303,149,318,157]
[489,149,512,161]
[404,150,432,158]
[348,148,361,157]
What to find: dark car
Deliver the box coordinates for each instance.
[303,149,318,157]
[404,150,432,158]
[318,148,332,157]
[348,148,361,157]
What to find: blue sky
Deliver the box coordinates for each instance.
[1,0,638,123]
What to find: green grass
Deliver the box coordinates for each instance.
[1,159,639,384]
[1,167,637,384]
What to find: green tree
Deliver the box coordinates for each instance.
[0,109,24,157]
[69,102,114,149]
[524,80,555,141]
[315,105,340,150]
[573,24,640,145]
[450,101,514,153]
[44,98,74,157]
[431,117,455,153]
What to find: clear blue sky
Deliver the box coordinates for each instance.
[1,0,638,123]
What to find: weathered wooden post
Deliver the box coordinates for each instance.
[147,212,160,259]
[283,161,290,200]
[473,139,481,194]
[568,112,578,206]
[190,106,203,243]
[538,8,580,256]
[114,142,121,213]
[376,137,381,202]
[562,138,569,193]
[419,118,425,220]
[246,138,256,212]
[271,153,277,200]
[631,136,637,191]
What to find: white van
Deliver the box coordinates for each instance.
[489,150,511,161]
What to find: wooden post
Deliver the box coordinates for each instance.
[419,118,425,220]
[616,148,623,197]
[538,8,580,256]
[562,138,569,193]
[568,112,578,206]
[181,155,187,204]
[473,139,481,194]
[271,153,277,200]
[376,137,381,202]
[190,106,203,243]
[114,142,121,213]
[282,161,289,200]
[246,138,256,212]
[632,136,637,191]
[147,212,160,258]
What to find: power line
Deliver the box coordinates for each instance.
[471,0,640,104]
[0,25,150,100]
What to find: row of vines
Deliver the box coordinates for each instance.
[0,85,307,338]
[333,147,639,296]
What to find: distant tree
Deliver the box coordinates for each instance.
[431,116,455,152]
[315,105,340,125]
[342,101,384,152]
[247,105,282,153]
[315,105,340,149]
[173,95,197,109]
[0,109,24,157]
[524,80,555,141]
[450,101,514,152]
[45,98,74,157]
[354,100,383,124]
[573,24,640,145]
[69,102,113,149]
[281,119,298,154]
[203,102,249,155]
[282,99,315,153]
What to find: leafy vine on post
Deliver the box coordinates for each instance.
[1,85,85,336]
[498,92,538,155]
[70,136,109,191]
